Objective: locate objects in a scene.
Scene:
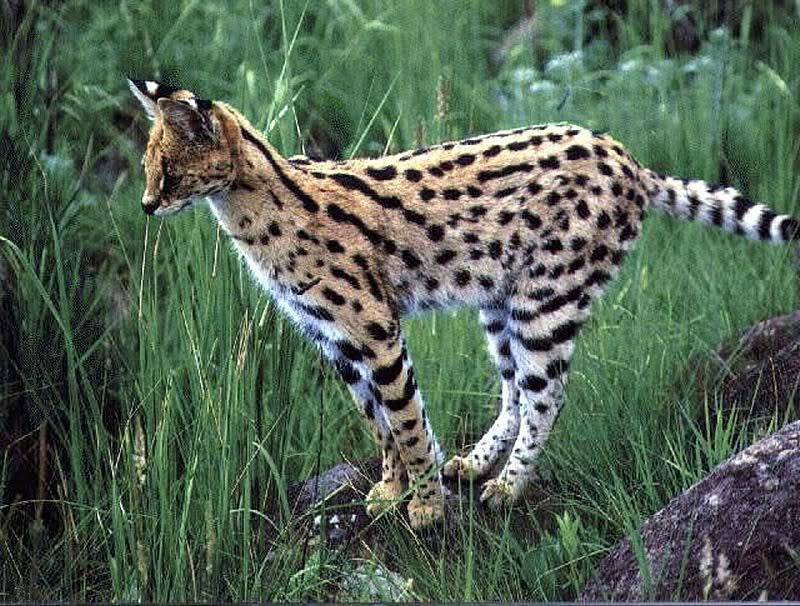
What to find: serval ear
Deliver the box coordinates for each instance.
[156,98,214,142]
[127,78,179,121]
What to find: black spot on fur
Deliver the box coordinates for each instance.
[335,359,360,384]
[520,374,548,392]
[521,210,542,230]
[546,191,562,206]
[551,320,581,344]
[477,163,533,183]
[454,269,471,286]
[528,182,543,196]
[322,287,346,305]
[366,165,397,180]
[426,224,445,242]
[539,156,560,170]
[330,266,361,289]
[405,169,423,182]
[401,250,422,269]
[543,238,563,253]
[366,322,389,341]
[565,145,591,161]
[338,340,363,362]
[478,275,494,290]
[495,186,518,198]
[326,239,345,253]
[590,245,609,262]
[435,250,457,265]
[497,211,515,226]
[781,217,800,241]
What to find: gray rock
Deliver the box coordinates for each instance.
[580,421,800,601]
[713,311,800,422]
[278,458,381,548]
[287,458,382,516]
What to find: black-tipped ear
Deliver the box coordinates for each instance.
[128,78,159,120]
[157,98,212,141]
[127,78,182,121]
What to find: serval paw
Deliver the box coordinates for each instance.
[407,494,445,529]
[442,454,483,480]
[365,480,405,517]
[479,478,516,510]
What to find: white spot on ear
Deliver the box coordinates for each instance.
[146,80,159,95]
[186,98,198,110]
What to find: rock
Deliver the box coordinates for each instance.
[287,458,382,515]
[279,455,557,552]
[580,421,800,601]
[282,458,382,547]
[714,311,800,422]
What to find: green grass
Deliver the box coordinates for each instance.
[2,0,799,601]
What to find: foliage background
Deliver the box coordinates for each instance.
[1,0,799,600]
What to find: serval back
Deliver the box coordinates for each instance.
[128,78,800,528]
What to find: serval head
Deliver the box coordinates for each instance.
[127,79,238,216]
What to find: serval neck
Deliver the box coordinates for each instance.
[211,111,319,281]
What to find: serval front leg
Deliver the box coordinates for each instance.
[324,308,445,527]
[334,365,407,517]
[367,335,445,528]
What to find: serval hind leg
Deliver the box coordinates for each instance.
[480,281,589,509]
[443,304,520,480]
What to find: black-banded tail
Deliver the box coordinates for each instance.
[644,171,800,245]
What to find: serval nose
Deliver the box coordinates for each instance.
[142,193,158,215]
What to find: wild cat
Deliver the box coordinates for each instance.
[128,78,798,528]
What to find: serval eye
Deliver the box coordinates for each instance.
[160,158,183,192]
[130,80,800,532]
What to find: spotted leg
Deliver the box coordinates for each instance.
[366,335,445,528]
[480,283,587,508]
[329,331,445,526]
[334,361,408,516]
[443,304,520,480]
